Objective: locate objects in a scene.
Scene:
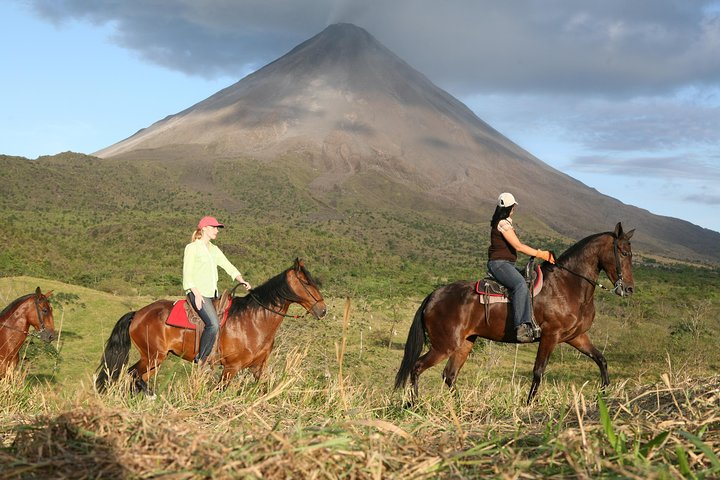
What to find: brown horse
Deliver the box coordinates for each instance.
[395,223,635,404]
[0,287,57,377]
[96,259,326,393]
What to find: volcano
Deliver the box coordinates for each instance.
[95,23,719,262]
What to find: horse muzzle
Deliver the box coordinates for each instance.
[312,303,328,319]
[39,329,58,343]
[613,279,634,297]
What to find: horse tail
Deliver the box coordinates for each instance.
[95,311,135,392]
[394,294,431,390]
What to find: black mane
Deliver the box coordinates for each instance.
[555,231,613,267]
[228,264,319,316]
[0,293,33,320]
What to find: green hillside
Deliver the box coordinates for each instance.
[0,153,570,299]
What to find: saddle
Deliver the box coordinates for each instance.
[475,262,544,305]
[166,290,232,357]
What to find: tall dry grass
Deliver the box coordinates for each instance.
[2,301,719,479]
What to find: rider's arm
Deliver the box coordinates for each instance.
[500,226,551,261]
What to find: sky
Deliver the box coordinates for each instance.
[2,1,719,233]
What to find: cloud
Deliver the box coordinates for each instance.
[684,192,720,205]
[23,0,720,96]
[569,154,720,181]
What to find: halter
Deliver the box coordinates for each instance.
[553,233,627,294]
[611,235,628,296]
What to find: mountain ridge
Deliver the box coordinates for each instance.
[93,23,719,263]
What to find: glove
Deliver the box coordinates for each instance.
[536,250,556,264]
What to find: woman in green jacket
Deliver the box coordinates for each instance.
[183,215,251,363]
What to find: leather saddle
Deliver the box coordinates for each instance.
[475,261,543,305]
[166,290,232,357]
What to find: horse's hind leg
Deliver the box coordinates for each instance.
[410,348,451,403]
[567,333,609,388]
[442,339,475,390]
[129,352,167,396]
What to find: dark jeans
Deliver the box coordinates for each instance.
[487,259,531,328]
[187,291,219,362]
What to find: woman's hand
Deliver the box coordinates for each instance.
[193,292,204,310]
[236,276,252,290]
[536,250,556,264]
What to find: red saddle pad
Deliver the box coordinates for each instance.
[166,300,231,330]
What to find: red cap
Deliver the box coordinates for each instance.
[198,216,224,229]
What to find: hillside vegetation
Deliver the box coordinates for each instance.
[0,153,571,299]
[2,153,719,478]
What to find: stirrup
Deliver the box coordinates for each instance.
[529,318,542,339]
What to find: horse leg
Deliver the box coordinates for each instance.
[409,348,451,404]
[220,362,241,387]
[566,333,609,388]
[527,337,558,404]
[129,351,167,396]
[442,338,474,390]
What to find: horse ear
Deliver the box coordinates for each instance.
[624,229,635,240]
[35,286,42,296]
[614,222,623,237]
[45,290,54,298]
[294,257,304,270]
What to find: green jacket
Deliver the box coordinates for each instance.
[182,240,241,297]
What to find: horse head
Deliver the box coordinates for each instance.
[32,287,58,342]
[288,258,327,319]
[604,223,635,297]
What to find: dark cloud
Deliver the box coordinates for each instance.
[24,0,720,95]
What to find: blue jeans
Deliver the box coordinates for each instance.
[187,291,219,362]
[487,260,531,328]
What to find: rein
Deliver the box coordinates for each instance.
[0,322,41,339]
[248,292,306,318]
[230,269,320,319]
[551,263,608,290]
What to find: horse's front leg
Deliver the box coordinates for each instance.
[566,333,609,388]
[527,336,558,404]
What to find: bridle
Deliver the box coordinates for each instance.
[0,294,54,341]
[552,234,628,295]
[611,235,630,296]
[242,270,323,319]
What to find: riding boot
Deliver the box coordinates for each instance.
[516,323,535,343]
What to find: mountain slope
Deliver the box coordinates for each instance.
[95,23,720,263]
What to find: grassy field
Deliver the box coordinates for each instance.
[1,268,719,478]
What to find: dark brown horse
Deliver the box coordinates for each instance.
[96,259,326,393]
[395,223,635,404]
[0,287,57,377]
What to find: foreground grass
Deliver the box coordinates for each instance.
[1,275,719,478]
[1,351,718,479]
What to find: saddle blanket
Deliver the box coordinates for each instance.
[475,265,544,305]
[166,300,231,330]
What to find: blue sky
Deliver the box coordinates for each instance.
[2,1,719,233]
